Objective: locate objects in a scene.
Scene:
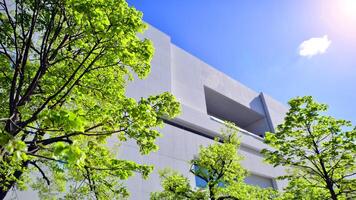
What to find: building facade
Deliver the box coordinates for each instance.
[122,25,289,199]
[5,25,288,200]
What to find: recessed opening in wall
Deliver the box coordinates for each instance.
[244,174,275,189]
[204,86,271,137]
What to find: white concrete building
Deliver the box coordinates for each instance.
[123,25,289,199]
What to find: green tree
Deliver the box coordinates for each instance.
[150,169,209,200]
[0,0,180,199]
[278,178,330,200]
[262,96,356,200]
[151,124,279,200]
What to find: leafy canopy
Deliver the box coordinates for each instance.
[0,0,180,199]
[262,96,356,200]
[151,123,280,200]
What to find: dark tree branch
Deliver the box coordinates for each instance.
[0,42,15,65]
[306,124,339,200]
[17,2,60,107]
[14,0,41,107]
[189,164,209,183]
[84,166,99,200]
[334,172,356,182]
[21,41,101,126]
[30,125,125,146]
[29,161,50,185]
[27,153,67,164]
[49,47,106,109]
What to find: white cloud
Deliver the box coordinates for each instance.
[299,35,331,58]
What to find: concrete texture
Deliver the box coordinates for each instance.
[124,25,289,199]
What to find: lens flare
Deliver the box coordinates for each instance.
[340,0,356,20]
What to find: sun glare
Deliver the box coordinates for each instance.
[321,0,356,39]
[339,0,356,20]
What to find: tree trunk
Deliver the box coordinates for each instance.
[208,183,216,200]
[313,140,338,200]
[4,113,21,136]
[0,170,23,200]
[326,181,338,200]
[0,160,29,200]
[0,186,10,200]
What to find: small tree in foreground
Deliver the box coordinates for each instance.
[151,124,279,200]
[262,96,356,200]
[0,0,180,199]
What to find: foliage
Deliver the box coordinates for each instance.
[0,0,180,199]
[278,178,330,200]
[262,96,356,200]
[150,169,208,200]
[151,123,279,200]
[219,182,280,200]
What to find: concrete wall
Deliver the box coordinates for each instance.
[171,44,267,116]
[260,93,289,132]
[122,25,289,199]
[126,25,173,99]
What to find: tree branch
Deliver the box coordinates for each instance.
[29,161,50,185]
[27,153,67,164]
[21,41,101,126]
[31,126,125,146]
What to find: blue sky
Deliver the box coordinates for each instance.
[127,0,356,123]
